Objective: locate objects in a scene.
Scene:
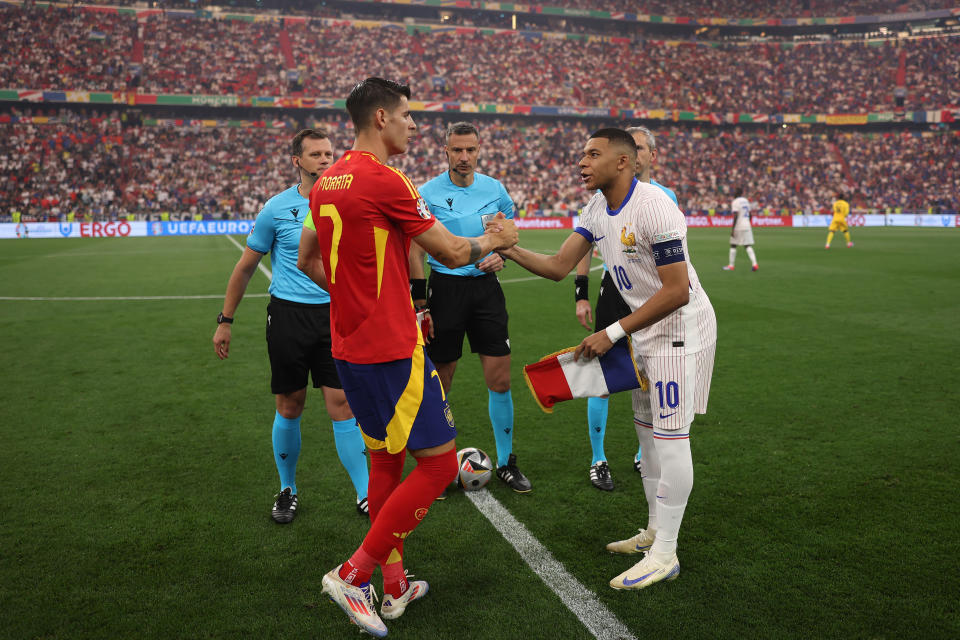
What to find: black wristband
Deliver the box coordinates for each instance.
[410,278,427,301]
[574,275,589,302]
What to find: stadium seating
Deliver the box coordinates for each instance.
[482,0,956,18]
[3,109,957,220]
[2,6,959,113]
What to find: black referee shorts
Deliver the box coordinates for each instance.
[594,270,632,331]
[426,271,510,363]
[265,296,341,395]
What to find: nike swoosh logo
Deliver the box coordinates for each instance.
[594,235,606,241]
[659,412,676,419]
[622,570,659,586]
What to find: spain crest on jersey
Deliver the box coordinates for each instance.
[416,197,432,220]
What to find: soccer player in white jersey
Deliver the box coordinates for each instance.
[501,128,717,590]
[723,187,759,271]
[573,125,679,491]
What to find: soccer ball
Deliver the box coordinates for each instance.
[456,447,493,491]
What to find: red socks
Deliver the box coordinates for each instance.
[338,546,378,585]
[367,449,407,524]
[359,448,457,568]
[382,559,409,598]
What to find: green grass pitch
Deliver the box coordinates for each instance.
[1,227,958,639]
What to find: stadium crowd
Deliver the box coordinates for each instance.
[0,7,137,92]
[489,0,957,18]
[90,0,960,18]
[3,6,960,113]
[139,17,288,96]
[3,108,957,220]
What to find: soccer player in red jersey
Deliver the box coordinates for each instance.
[297,77,518,637]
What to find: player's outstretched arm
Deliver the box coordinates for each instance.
[501,232,591,282]
[296,225,328,290]
[412,213,517,269]
[213,247,263,360]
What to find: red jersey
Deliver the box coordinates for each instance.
[306,150,435,363]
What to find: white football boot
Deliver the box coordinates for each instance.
[321,565,387,638]
[380,574,429,620]
[609,553,680,590]
[605,528,656,555]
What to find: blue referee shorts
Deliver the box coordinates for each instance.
[334,346,457,454]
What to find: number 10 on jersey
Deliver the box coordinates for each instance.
[611,265,632,291]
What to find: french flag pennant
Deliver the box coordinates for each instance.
[523,338,646,413]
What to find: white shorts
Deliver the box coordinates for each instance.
[632,345,716,431]
[731,227,755,246]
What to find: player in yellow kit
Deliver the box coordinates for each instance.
[826,192,853,249]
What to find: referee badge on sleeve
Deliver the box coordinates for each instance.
[416,198,432,220]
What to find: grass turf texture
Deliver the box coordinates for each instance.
[1,228,957,639]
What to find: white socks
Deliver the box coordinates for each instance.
[728,247,737,267]
[635,417,659,532]
[745,245,758,267]
[649,427,693,562]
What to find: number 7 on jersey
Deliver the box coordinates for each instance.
[314,203,342,284]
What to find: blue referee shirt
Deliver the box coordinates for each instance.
[651,178,679,205]
[418,171,515,277]
[246,184,330,304]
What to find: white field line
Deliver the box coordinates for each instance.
[466,490,637,640]
[2,241,597,300]
[1,236,272,301]
[224,234,273,280]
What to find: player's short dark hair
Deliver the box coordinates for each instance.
[734,186,744,198]
[291,128,328,157]
[589,128,638,156]
[346,77,412,131]
[445,121,479,142]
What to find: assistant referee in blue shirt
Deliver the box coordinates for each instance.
[213,129,369,522]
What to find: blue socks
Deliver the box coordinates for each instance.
[587,396,609,465]
[272,412,301,495]
[332,418,369,501]
[488,389,514,468]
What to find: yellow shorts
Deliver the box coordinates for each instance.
[829,219,848,232]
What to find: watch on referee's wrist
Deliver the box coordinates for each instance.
[217,312,234,325]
